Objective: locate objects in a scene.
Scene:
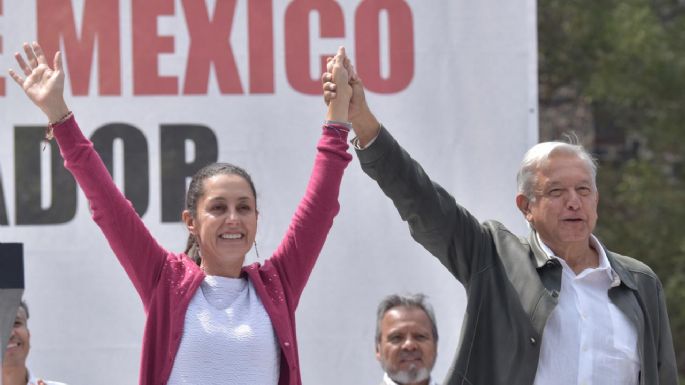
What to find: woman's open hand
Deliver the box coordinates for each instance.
[8,41,69,122]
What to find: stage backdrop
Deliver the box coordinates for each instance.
[0,0,538,383]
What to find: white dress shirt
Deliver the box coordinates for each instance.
[27,369,68,385]
[533,234,640,385]
[381,372,439,385]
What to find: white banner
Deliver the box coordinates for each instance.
[0,0,538,383]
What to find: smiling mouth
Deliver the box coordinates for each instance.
[219,233,243,240]
[6,342,19,349]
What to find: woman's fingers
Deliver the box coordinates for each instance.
[7,68,24,86]
[321,72,333,84]
[14,52,31,76]
[23,42,38,69]
[8,42,61,88]
[326,56,334,73]
[32,42,49,65]
[323,81,336,92]
[54,51,63,73]
[333,46,346,65]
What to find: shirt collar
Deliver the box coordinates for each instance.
[382,372,438,385]
[535,233,621,287]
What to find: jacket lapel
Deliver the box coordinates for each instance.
[491,228,559,336]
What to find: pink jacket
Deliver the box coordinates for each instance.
[53,115,351,385]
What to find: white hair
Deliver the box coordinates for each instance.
[516,141,597,201]
[384,366,431,384]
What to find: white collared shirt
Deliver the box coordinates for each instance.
[533,234,640,385]
[381,372,439,385]
[27,369,68,385]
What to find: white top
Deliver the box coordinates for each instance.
[27,378,67,385]
[534,234,640,385]
[167,275,280,385]
[27,369,68,385]
[381,372,439,385]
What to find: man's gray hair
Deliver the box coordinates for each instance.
[375,293,438,345]
[19,300,29,320]
[516,139,597,201]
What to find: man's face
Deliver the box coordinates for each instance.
[376,306,437,385]
[4,306,30,367]
[521,152,598,255]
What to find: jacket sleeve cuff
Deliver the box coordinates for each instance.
[355,124,394,165]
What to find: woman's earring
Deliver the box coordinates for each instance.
[254,240,261,262]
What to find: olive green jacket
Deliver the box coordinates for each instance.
[357,126,678,385]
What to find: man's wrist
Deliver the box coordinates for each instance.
[351,108,379,133]
[351,110,380,147]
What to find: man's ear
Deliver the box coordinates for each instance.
[375,343,381,361]
[182,210,195,233]
[515,194,533,222]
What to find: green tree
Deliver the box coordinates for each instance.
[539,0,685,375]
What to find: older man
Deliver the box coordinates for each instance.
[375,294,439,385]
[323,61,677,384]
[3,301,67,385]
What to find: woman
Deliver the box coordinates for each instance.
[9,42,353,385]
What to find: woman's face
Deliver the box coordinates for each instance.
[184,173,258,276]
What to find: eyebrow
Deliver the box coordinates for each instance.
[544,179,593,188]
[206,196,254,203]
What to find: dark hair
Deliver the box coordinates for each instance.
[375,293,438,345]
[19,300,29,320]
[183,162,257,265]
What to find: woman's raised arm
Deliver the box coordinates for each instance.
[8,42,170,306]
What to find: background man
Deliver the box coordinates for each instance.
[375,294,439,385]
[323,62,678,384]
[3,301,67,385]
